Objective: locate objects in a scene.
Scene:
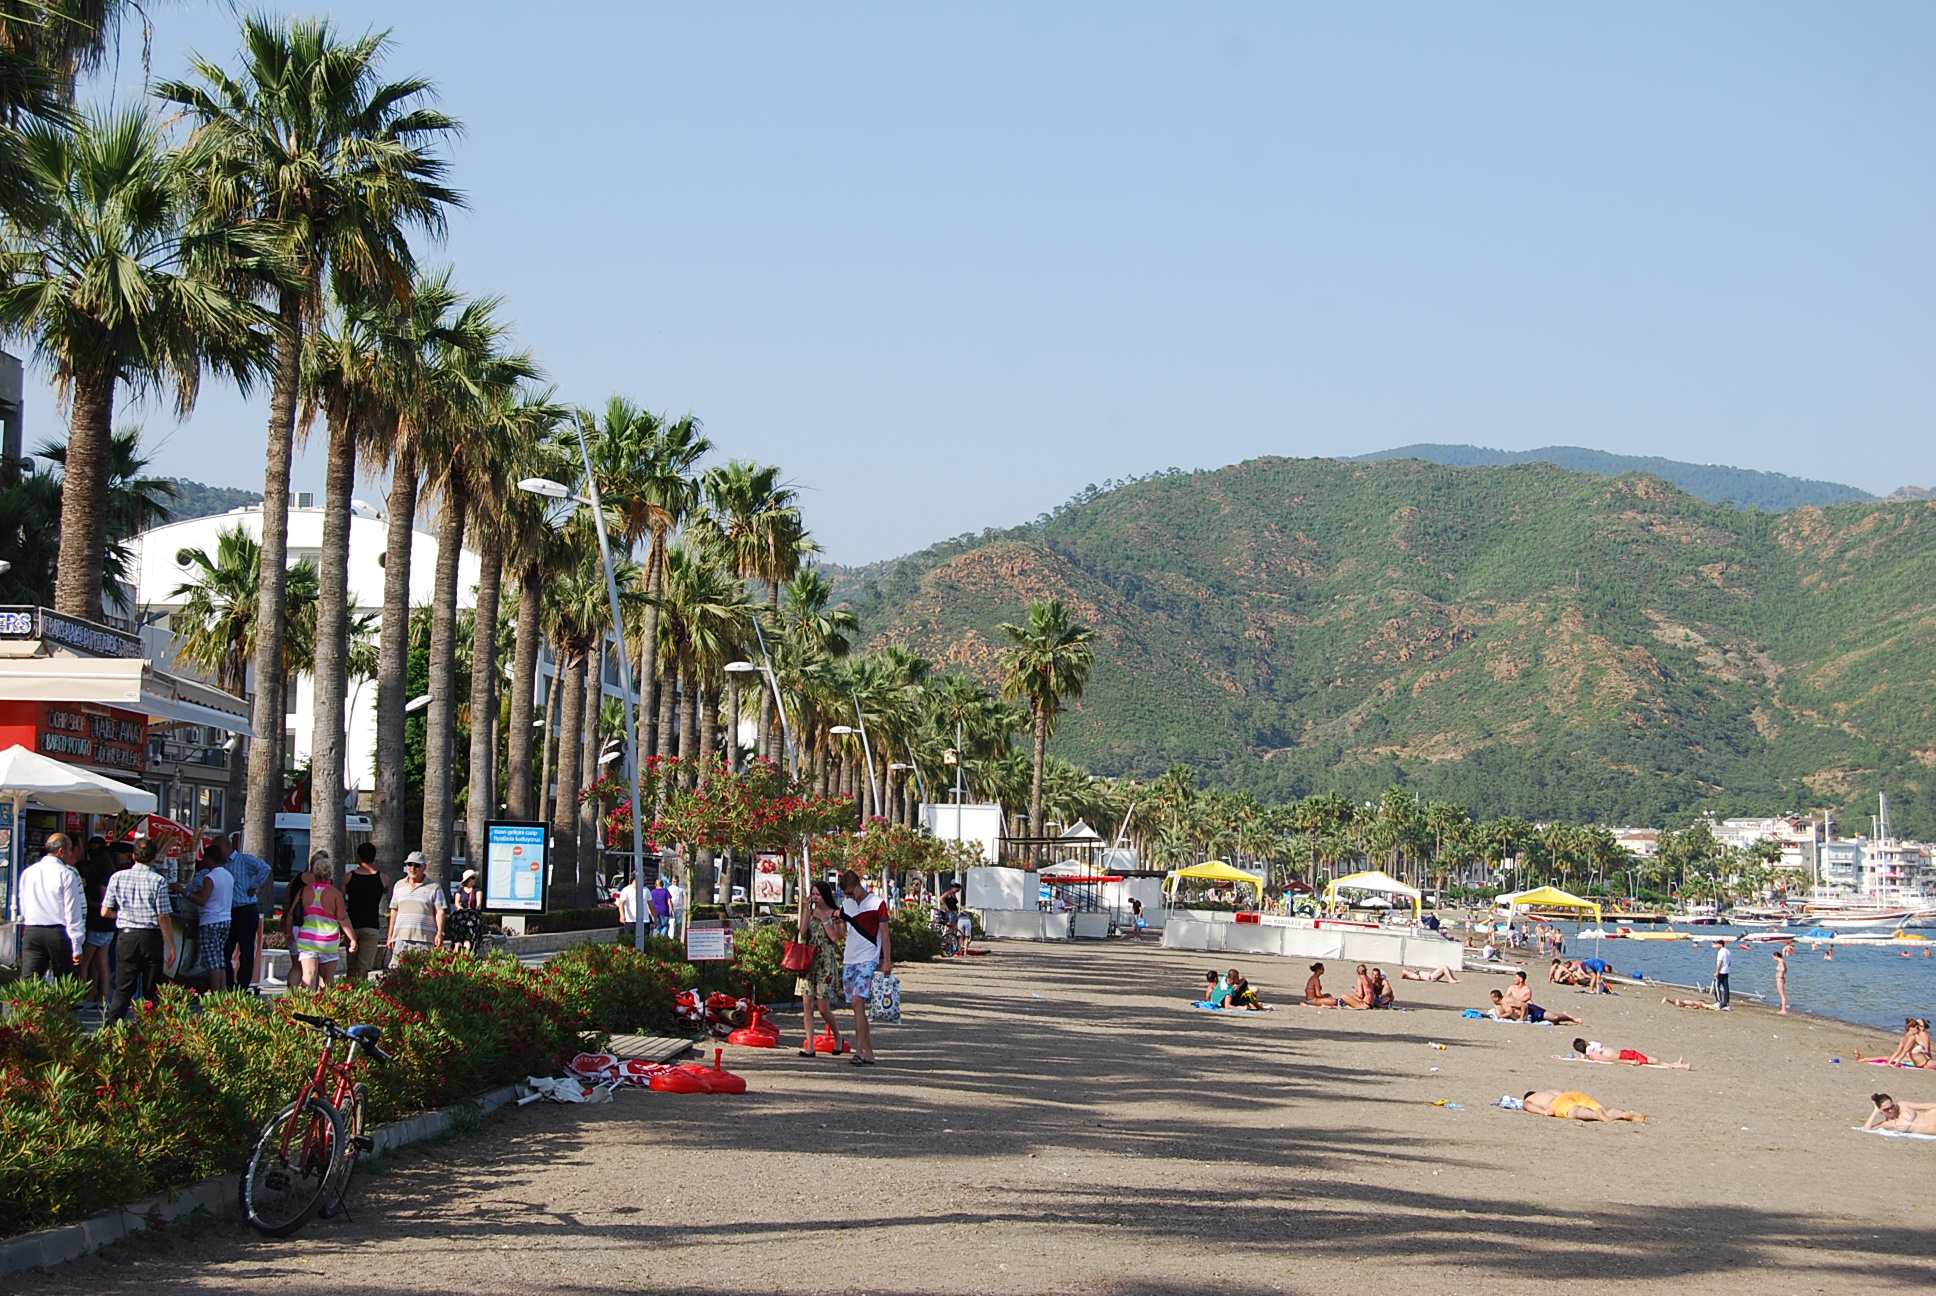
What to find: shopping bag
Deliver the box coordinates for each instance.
[868,972,902,1024]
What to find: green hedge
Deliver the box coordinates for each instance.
[0,944,691,1240]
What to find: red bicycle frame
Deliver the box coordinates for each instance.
[278,1020,371,1162]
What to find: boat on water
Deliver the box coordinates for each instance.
[1809,910,1912,931]
[1792,926,1924,943]
[1604,910,1670,924]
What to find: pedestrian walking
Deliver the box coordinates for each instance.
[186,842,234,992]
[650,877,672,937]
[796,879,847,1056]
[220,831,271,991]
[387,851,447,955]
[292,851,355,988]
[837,868,891,1066]
[667,877,686,938]
[101,838,177,1023]
[343,843,388,980]
[1714,940,1732,1009]
[18,833,84,982]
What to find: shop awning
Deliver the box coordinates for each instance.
[0,656,253,734]
[0,745,156,815]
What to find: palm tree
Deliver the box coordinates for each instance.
[542,540,608,902]
[35,424,177,610]
[995,599,1095,852]
[464,386,564,871]
[581,398,709,760]
[0,1,133,221]
[0,104,272,621]
[161,15,462,860]
[694,461,810,758]
[502,439,576,819]
[418,326,537,882]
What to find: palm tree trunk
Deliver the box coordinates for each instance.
[697,679,716,785]
[723,676,739,773]
[374,439,418,868]
[1030,704,1048,861]
[637,529,664,760]
[505,562,541,818]
[655,664,676,763]
[677,664,697,787]
[243,291,304,859]
[422,480,467,884]
[550,646,585,899]
[52,366,115,620]
[577,650,602,906]
[539,642,560,824]
[464,533,504,870]
[309,408,358,873]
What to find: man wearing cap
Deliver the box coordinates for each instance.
[386,851,446,954]
[18,833,84,981]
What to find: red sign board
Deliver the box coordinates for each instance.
[0,701,148,774]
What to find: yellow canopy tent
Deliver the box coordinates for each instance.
[1323,869,1422,920]
[1163,860,1266,902]
[1495,885,1602,926]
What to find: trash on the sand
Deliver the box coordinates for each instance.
[1429,1099,1464,1111]
[1429,1042,1447,1050]
[1032,993,1045,999]
[1430,1066,1440,1072]
[1832,1058,1843,1064]
[522,1075,616,1104]
[1495,1095,1525,1109]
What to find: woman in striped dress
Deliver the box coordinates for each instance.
[294,851,356,989]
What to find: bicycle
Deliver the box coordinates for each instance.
[240,1011,391,1237]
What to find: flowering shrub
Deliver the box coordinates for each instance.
[601,757,854,852]
[0,942,692,1240]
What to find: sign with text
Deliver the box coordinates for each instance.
[685,926,735,961]
[483,820,548,913]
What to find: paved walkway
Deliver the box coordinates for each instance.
[16,941,1928,1295]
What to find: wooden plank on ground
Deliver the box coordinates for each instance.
[606,1034,694,1063]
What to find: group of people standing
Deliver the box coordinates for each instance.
[14,830,488,1012]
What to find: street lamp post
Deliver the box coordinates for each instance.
[727,644,796,912]
[517,448,647,954]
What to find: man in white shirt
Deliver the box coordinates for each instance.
[19,833,84,980]
[1714,941,1733,1010]
[837,868,892,1066]
[666,879,686,938]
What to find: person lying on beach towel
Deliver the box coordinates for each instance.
[1522,1089,1648,1123]
[1866,1093,1936,1135]
[1661,996,1721,1010]
[1569,1038,1693,1069]
[1402,965,1460,983]
[1487,989,1583,1025]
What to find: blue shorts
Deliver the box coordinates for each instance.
[842,959,879,1001]
[84,930,114,948]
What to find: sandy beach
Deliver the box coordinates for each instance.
[14,939,1933,1296]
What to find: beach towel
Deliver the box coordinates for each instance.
[1856,1126,1936,1140]
[1551,1053,1680,1068]
[1861,1058,1925,1069]
[1191,1001,1273,1012]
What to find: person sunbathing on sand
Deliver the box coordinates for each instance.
[1402,965,1460,983]
[1488,989,1583,1025]
[1866,1093,1936,1134]
[1302,962,1341,1008]
[1661,996,1721,1010]
[1341,964,1377,1009]
[1369,967,1395,1008]
[1523,1089,1648,1123]
[1572,1037,1692,1069]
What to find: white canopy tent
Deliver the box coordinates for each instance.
[0,745,157,921]
[1323,869,1423,920]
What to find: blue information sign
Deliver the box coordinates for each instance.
[483,820,549,913]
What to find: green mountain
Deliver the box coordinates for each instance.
[164,478,261,521]
[1347,444,1874,512]
[840,457,1936,837]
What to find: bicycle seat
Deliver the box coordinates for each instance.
[346,1024,383,1046]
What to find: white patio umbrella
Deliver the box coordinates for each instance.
[0,744,158,816]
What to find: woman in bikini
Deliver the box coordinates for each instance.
[1863,1018,1935,1069]
[1302,963,1341,1008]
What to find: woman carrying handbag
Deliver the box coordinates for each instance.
[792,879,847,1057]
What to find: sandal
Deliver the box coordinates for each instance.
[850,1056,875,1066]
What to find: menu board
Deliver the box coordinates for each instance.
[483,820,548,913]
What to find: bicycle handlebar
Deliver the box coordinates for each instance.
[288,1011,391,1063]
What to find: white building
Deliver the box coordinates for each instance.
[1812,838,1935,900]
[1610,828,1660,859]
[128,500,480,816]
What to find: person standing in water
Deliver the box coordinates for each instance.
[1772,945,1790,1015]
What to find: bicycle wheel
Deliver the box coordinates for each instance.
[240,1095,345,1237]
[320,1084,369,1219]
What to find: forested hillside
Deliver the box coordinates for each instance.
[834,457,1936,837]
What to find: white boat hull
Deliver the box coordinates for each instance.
[1812,912,1911,931]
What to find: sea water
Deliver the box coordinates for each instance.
[1551,922,1936,1034]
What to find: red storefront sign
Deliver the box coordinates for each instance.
[0,701,149,775]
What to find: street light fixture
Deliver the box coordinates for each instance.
[518,443,648,952]
[404,694,432,714]
[724,654,795,778]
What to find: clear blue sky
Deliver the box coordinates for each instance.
[50,2,1936,562]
